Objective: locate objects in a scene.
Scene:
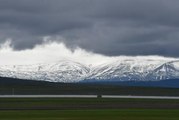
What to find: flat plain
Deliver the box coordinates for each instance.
[1,79,179,119]
[1,109,179,120]
[0,98,179,120]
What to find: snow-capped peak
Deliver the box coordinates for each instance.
[0,57,179,82]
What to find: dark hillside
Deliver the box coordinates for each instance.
[0,77,179,96]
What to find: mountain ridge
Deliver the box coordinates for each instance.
[0,58,179,83]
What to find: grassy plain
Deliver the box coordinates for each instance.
[1,77,179,120]
[0,97,179,120]
[1,98,179,109]
[0,109,179,120]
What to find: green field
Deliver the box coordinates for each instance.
[1,77,179,119]
[0,109,179,120]
[0,98,179,119]
[1,98,179,109]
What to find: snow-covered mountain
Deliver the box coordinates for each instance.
[0,58,179,83]
[0,60,90,82]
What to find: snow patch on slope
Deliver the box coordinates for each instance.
[0,57,179,83]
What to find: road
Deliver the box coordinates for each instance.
[0,95,97,98]
[1,95,179,99]
[102,95,179,99]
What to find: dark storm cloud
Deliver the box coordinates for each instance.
[0,0,179,57]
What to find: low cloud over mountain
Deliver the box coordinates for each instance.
[0,0,179,57]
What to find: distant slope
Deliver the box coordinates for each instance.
[81,78,179,88]
[1,76,179,96]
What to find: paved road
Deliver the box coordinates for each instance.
[1,95,179,99]
[0,95,97,98]
[102,95,179,99]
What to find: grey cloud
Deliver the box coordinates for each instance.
[0,0,179,57]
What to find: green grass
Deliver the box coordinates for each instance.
[0,109,179,120]
[1,98,179,109]
[1,98,179,119]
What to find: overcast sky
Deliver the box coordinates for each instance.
[0,0,179,57]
